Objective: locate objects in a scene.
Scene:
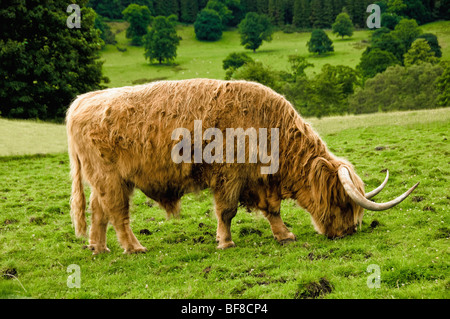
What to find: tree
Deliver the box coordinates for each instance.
[222,52,254,79]
[307,29,334,55]
[144,15,180,64]
[238,12,274,52]
[380,12,402,29]
[224,0,245,27]
[0,0,108,120]
[349,63,444,113]
[436,61,450,107]
[332,12,354,39]
[357,48,400,79]
[206,0,233,28]
[310,0,326,28]
[371,31,406,63]
[304,64,360,117]
[293,0,310,28]
[288,55,314,79]
[403,39,439,67]
[88,0,123,19]
[232,61,279,90]
[417,33,442,58]
[387,0,407,14]
[194,9,223,41]
[391,18,422,51]
[180,0,199,23]
[122,4,152,46]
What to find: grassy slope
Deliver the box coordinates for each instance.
[0,119,67,156]
[0,108,448,299]
[1,21,449,300]
[101,21,450,88]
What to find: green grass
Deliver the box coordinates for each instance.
[101,21,450,88]
[0,118,67,156]
[0,108,448,299]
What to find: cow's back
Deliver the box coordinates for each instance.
[66,79,298,197]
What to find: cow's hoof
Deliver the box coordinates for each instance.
[217,241,236,250]
[88,244,110,255]
[124,246,148,254]
[277,233,297,245]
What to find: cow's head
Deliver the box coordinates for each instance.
[302,158,419,239]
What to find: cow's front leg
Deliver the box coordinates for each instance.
[263,210,297,244]
[214,193,238,249]
[215,207,237,249]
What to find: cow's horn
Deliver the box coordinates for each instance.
[365,170,389,199]
[338,166,419,211]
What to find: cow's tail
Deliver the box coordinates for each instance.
[67,121,87,238]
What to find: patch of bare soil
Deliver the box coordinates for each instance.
[295,278,333,299]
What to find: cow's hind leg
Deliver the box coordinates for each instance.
[99,179,147,254]
[88,189,110,254]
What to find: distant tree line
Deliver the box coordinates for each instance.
[89,0,450,28]
[224,11,449,118]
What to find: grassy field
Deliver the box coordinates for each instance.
[0,108,448,299]
[101,21,450,88]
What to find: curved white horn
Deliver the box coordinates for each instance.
[365,170,389,199]
[338,166,419,211]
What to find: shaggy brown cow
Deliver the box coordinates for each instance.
[66,79,418,254]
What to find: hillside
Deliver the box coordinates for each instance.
[101,21,450,88]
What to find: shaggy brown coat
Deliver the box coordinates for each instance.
[66,79,364,254]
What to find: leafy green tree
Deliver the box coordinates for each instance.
[88,0,123,19]
[417,33,442,58]
[403,38,439,67]
[194,9,223,41]
[222,52,254,79]
[287,55,314,80]
[224,0,244,27]
[144,15,180,64]
[350,63,443,113]
[206,0,233,28]
[238,12,274,52]
[436,61,450,107]
[0,0,108,120]
[180,0,199,23]
[357,47,400,79]
[332,12,354,39]
[153,0,178,16]
[391,18,422,50]
[322,0,334,27]
[304,64,360,117]
[371,31,406,63]
[232,61,279,90]
[310,0,326,28]
[387,0,407,14]
[380,12,402,29]
[293,0,310,28]
[122,4,152,46]
[307,29,334,55]
[223,52,254,70]
[268,0,285,26]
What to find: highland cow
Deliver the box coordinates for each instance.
[66,79,418,254]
